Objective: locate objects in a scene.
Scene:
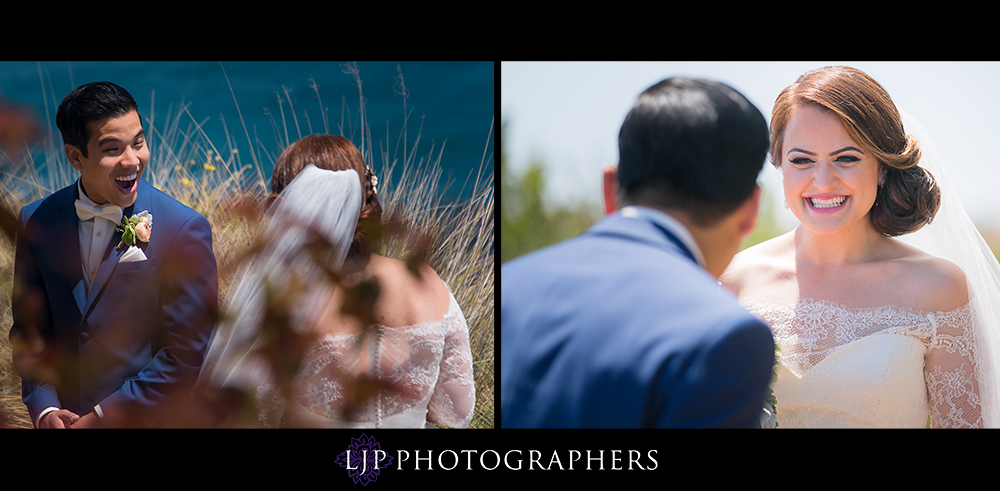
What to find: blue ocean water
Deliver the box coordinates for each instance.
[0,61,494,201]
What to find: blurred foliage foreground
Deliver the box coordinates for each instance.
[0,65,494,428]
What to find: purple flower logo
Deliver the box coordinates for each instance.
[335,433,394,485]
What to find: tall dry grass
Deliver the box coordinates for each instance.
[0,63,494,428]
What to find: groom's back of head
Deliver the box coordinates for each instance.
[56,81,141,158]
[617,78,768,226]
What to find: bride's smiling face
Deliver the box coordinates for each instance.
[781,104,885,236]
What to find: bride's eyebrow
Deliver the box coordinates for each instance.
[787,147,815,156]
[786,146,865,156]
[830,146,865,155]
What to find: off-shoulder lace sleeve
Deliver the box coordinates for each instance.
[427,299,476,428]
[925,304,984,428]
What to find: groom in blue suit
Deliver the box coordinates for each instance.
[9,81,218,428]
[501,78,775,428]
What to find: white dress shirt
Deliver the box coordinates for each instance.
[76,181,123,293]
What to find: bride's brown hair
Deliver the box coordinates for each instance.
[769,66,940,237]
[270,134,382,254]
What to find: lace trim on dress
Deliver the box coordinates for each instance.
[743,299,983,428]
[265,292,475,428]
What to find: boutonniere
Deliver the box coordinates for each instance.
[117,210,152,249]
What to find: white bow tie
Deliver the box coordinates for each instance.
[75,200,124,224]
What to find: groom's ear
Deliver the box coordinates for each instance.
[65,144,84,171]
[602,165,618,215]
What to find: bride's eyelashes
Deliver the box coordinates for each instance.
[788,155,862,167]
[833,155,861,166]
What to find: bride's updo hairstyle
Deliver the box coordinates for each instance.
[270,134,383,255]
[770,66,940,237]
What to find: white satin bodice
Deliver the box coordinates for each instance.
[271,292,476,428]
[744,299,983,428]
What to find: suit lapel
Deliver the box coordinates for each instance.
[81,179,151,319]
[55,182,86,310]
[646,221,698,265]
[82,222,125,317]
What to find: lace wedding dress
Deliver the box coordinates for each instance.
[733,109,1000,428]
[202,165,476,428]
[745,299,983,428]
[263,291,476,428]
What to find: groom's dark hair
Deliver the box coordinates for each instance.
[617,77,768,226]
[56,81,142,158]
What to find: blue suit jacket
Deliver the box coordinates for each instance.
[501,210,774,428]
[10,178,218,426]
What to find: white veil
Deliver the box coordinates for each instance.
[895,109,1000,428]
[200,165,362,427]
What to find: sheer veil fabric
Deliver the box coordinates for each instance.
[895,109,1000,427]
[200,165,361,427]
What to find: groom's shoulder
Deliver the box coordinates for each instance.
[503,213,715,292]
[19,182,76,224]
[504,213,678,265]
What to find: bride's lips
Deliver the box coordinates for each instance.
[114,171,139,194]
[805,195,849,213]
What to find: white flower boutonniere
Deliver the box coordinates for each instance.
[118,210,152,248]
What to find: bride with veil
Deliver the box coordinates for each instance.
[199,134,475,428]
[721,65,1000,428]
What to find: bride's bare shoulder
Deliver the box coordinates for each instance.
[367,254,451,325]
[888,241,969,312]
[721,232,795,296]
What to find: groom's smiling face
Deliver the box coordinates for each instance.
[67,109,148,208]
